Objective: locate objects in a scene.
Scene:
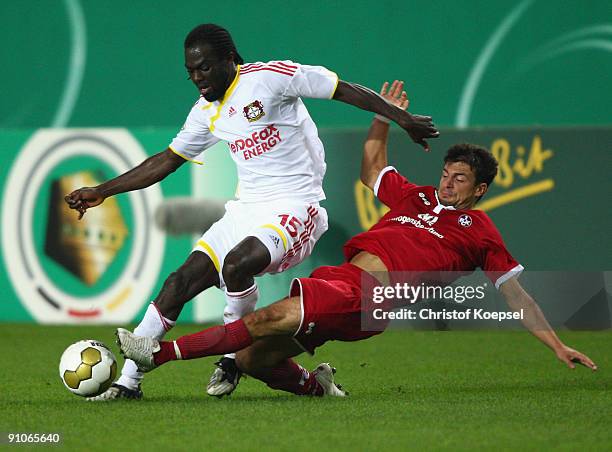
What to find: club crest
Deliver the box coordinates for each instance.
[243,100,265,122]
[458,214,472,227]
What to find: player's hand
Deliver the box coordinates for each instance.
[379,80,410,110]
[64,187,105,220]
[399,111,439,152]
[555,345,597,371]
[377,80,438,151]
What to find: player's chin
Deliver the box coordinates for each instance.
[203,91,220,102]
[438,195,454,205]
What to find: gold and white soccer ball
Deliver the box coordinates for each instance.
[59,340,117,397]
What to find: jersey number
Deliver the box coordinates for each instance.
[278,214,303,238]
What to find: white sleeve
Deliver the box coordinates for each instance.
[281,62,339,99]
[169,100,221,164]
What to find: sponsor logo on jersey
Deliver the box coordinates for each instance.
[269,234,280,248]
[417,213,438,226]
[243,100,265,122]
[458,214,472,227]
[388,215,444,238]
[228,106,237,117]
[229,125,282,161]
[418,192,431,206]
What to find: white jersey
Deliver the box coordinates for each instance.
[169,61,339,202]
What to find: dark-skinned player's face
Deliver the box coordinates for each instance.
[185,43,235,102]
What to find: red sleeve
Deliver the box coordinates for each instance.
[373,166,418,209]
[480,218,523,289]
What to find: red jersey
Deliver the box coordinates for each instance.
[344,167,523,288]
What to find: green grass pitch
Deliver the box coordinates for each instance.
[1,325,610,451]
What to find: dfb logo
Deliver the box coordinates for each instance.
[1,130,165,324]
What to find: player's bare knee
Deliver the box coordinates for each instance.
[222,240,270,289]
[221,250,251,286]
[242,307,279,338]
[242,309,268,338]
[221,261,239,288]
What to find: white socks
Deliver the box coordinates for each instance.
[116,285,258,389]
[116,303,175,390]
[222,284,259,360]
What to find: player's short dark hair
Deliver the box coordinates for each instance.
[444,143,498,188]
[184,24,244,65]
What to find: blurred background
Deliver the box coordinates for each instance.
[4,0,612,128]
[1,0,610,326]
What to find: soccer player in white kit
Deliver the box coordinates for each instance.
[65,23,439,400]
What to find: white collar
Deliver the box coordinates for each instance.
[433,190,456,214]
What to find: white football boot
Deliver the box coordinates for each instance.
[207,357,243,397]
[115,328,160,373]
[86,383,143,401]
[313,363,348,397]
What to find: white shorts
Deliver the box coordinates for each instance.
[193,199,328,288]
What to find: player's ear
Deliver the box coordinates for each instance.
[475,182,488,198]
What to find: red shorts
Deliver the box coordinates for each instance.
[290,263,390,355]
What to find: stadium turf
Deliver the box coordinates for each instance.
[1,325,610,451]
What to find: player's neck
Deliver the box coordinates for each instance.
[219,65,239,101]
[226,65,238,88]
[453,201,476,210]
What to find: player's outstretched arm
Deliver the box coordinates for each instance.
[333,80,438,150]
[499,277,597,371]
[361,80,409,190]
[64,148,186,219]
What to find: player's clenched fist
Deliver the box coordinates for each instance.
[64,187,105,220]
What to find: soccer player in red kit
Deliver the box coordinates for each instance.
[118,81,597,397]
[68,24,438,401]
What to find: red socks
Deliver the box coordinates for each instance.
[154,319,253,365]
[151,320,323,397]
[259,359,324,396]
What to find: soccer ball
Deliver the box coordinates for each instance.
[59,340,117,397]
